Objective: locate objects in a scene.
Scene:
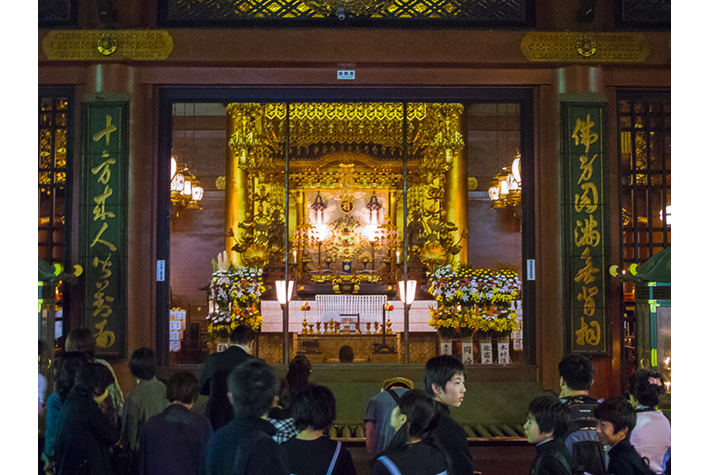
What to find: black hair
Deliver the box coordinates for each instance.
[628,369,666,408]
[65,328,97,358]
[338,345,354,363]
[230,325,256,346]
[166,371,200,404]
[291,384,337,432]
[129,347,157,380]
[286,355,312,398]
[527,395,571,439]
[388,390,441,449]
[73,362,113,398]
[558,353,595,391]
[373,390,451,471]
[227,359,278,419]
[424,355,466,397]
[56,351,91,401]
[594,396,636,435]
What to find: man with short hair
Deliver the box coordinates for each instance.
[558,353,605,475]
[200,359,289,475]
[594,397,654,475]
[199,325,257,430]
[122,347,168,452]
[137,371,213,475]
[364,376,414,455]
[424,355,475,475]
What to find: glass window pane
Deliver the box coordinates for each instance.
[168,98,529,366]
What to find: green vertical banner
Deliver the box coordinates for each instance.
[80,102,128,359]
[561,102,609,355]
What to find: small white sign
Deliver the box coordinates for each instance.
[526,259,535,281]
[337,70,356,80]
[157,260,165,282]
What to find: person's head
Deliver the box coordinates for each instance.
[389,390,440,440]
[286,355,312,397]
[628,369,666,408]
[424,355,467,407]
[558,353,595,396]
[594,396,636,447]
[129,347,157,380]
[338,345,354,363]
[227,359,279,419]
[524,396,571,444]
[383,377,414,391]
[56,351,91,399]
[291,384,337,432]
[65,328,96,358]
[74,362,113,403]
[230,325,256,352]
[167,371,200,406]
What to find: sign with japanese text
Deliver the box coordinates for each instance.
[562,103,609,355]
[80,103,128,359]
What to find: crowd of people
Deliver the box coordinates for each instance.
[38,327,670,475]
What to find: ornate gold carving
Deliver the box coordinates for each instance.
[97,34,118,56]
[521,32,649,63]
[42,30,173,61]
[575,35,597,58]
[303,0,393,17]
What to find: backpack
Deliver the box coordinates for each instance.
[562,396,606,475]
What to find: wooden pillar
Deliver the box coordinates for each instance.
[83,63,154,389]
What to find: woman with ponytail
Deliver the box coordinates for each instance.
[628,369,671,474]
[371,389,449,475]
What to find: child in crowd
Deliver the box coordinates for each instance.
[122,347,168,453]
[267,378,299,443]
[371,389,449,475]
[286,355,313,399]
[524,395,573,475]
[137,371,213,475]
[628,370,671,475]
[364,376,413,455]
[200,358,289,475]
[54,362,121,475]
[594,397,654,475]
[282,384,357,475]
[558,353,605,475]
[42,351,90,474]
[64,328,125,419]
[424,355,476,475]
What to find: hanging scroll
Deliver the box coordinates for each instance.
[561,102,609,355]
[80,102,128,359]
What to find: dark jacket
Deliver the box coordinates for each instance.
[54,389,121,475]
[371,442,449,475]
[199,416,289,475]
[606,438,655,475]
[199,346,255,430]
[431,401,475,475]
[137,403,213,475]
[530,438,573,475]
[282,436,358,475]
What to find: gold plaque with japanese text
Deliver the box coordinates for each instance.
[521,32,649,63]
[42,30,173,61]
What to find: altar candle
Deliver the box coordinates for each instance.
[396,250,400,263]
[293,249,297,263]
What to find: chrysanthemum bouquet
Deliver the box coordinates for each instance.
[207,256,265,336]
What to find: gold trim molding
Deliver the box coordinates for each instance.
[42,30,173,61]
[521,32,649,63]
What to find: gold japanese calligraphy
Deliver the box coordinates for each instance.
[89,113,119,349]
[568,108,606,353]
